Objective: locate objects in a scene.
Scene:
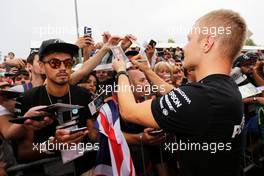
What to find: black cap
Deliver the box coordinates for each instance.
[38,39,79,61]
[233,52,258,67]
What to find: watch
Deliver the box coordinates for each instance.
[115,71,128,80]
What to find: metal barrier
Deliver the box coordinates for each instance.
[6,157,75,176]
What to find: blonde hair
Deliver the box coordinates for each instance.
[195,9,247,60]
[154,61,173,75]
[172,65,183,73]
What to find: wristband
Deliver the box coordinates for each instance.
[115,71,128,80]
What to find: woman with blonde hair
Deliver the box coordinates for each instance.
[153,61,173,84]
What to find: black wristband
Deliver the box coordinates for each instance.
[115,71,128,80]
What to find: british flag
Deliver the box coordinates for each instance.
[94,100,136,176]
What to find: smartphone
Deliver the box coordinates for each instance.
[84,26,92,37]
[69,127,87,134]
[88,91,106,115]
[149,39,157,47]
[9,113,53,124]
[148,129,164,136]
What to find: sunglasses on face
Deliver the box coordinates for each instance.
[15,75,30,81]
[43,58,75,69]
[241,61,256,67]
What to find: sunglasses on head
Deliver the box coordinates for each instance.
[43,58,75,69]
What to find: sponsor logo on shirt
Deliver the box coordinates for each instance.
[162,109,169,116]
[174,88,191,104]
[165,95,176,112]
[160,97,169,116]
[169,91,182,108]
[160,97,164,109]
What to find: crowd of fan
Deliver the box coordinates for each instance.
[0,32,264,176]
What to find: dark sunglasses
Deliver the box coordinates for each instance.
[240,61,256,67]
[43,58,75,69]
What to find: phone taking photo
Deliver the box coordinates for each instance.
[84,26,92,37]
[149,39,157,47]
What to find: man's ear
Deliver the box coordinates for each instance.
[26,63,32,73]
[39,61,45,73]
[203,35,215,53]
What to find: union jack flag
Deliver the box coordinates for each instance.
[94,100,136,176]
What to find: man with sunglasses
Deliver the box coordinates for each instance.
[233,53,258,86]
[13,39,98,175]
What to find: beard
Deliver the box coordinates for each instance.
[49,76,69,86]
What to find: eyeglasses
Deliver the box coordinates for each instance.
[43,58,75,69]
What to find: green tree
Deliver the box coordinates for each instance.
[245,38,256,46]
[168,38,175,43]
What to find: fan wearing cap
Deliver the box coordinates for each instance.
[13,39,97,174]
[234,53,256,71]
[12,69,30,86]
[235,52,264,88]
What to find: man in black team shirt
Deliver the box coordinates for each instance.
[14,39,97,175]
[112,9,247,176]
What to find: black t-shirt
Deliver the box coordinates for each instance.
[15,85,93,143]
[15,85,96,173]
[238,75,257,119]
[151,74,244,176]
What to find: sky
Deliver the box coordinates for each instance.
[0,0,264,59]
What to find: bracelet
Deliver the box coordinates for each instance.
[115,71,128,80]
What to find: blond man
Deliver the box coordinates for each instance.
[112,9,247,176]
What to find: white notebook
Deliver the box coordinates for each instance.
[238,83,262,99]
